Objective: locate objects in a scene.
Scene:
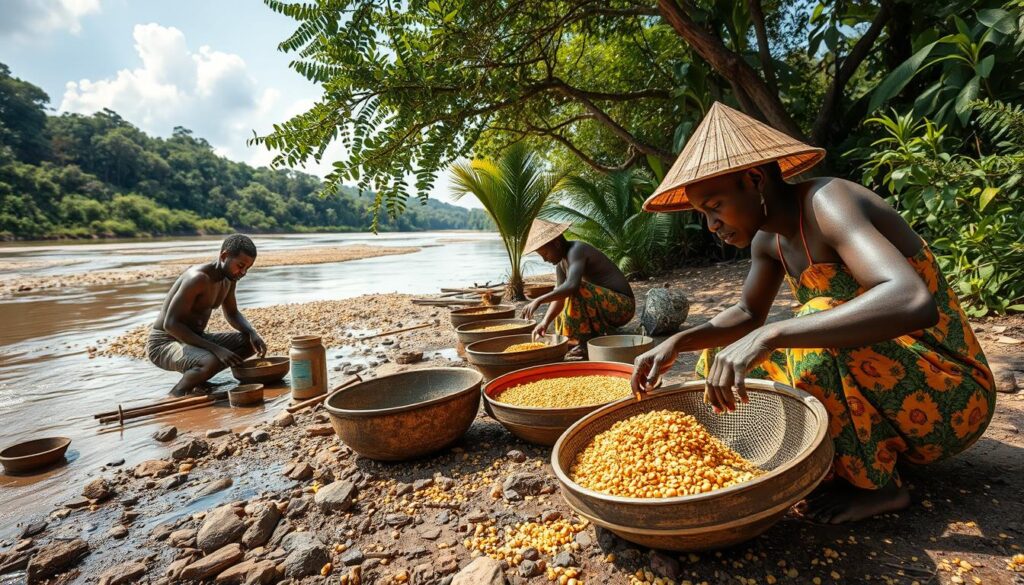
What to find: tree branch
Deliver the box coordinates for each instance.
[656,0,805,141]
[811,0,893,145]
[747,0,777,94]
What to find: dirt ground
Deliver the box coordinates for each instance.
[2,260,1022,585]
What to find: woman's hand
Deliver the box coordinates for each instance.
[630,339,679,395]
[521,299,543,320]
[705,327,775,413]
[531,321,548,341]
[249,331,268,358]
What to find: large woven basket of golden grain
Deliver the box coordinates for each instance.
[551,379,832,551]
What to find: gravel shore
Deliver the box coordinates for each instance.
[0,245,419,299]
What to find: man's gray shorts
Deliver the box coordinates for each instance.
[146,329,254,373]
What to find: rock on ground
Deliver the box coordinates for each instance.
[196,505,246,552]
[281,532,330,578]
[172,438,210,460]
[214,558,278,584]
[134,459,174,478]
[180,543,243,581]
[314,480,357,512]
[451,556,506,585]
[26,538,88,583]
[194,477,233,498]
[242,503,281,549]
[153,425,177,442]
[639,287,690,335]
[97,560,147,585]
[82,478,112,501]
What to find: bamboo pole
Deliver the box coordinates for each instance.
[98,392,228,424]
[286,374,362,413]
[93,393,202,420]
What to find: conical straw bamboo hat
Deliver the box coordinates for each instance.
[523,218,571,255]
[643,102,825,212]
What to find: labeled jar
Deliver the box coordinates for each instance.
[289,335,327,400]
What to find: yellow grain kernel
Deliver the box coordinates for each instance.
[495,376,631,408]
[503,342,549,353]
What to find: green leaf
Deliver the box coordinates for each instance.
[978,186,999,210]
[976,54,995,78]
[954,76,981,122]
[977,8,1016,35]
[646,155,665,183]
[868,41,941,112]
[1006,304,1024,313]
[810,2,825,23]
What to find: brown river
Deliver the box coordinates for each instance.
[0,232,545,539]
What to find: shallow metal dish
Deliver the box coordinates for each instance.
[587,335,655,364]
[455,319,536,355]
[551,380,833,551]
[228,383,265,407]
[465,334,568,382]
[324,368,483,461]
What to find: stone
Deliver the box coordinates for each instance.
[206,428,232,438]
[250,430,271,443]
[521,547,540,561]
[506,450,526,463]
[194,477,234,498]
[436,553,459,575]
[242,503,281,548]
[541,511,561,523]
[314,480,357,512]
[180,543,243,580]
[214,558,278,584]
[159,473,188,490]
[64,497,91,509]
[305,424,334,437]
[639,287,690,335]
[412,563,436,584]
[418,526,441,540]
[451,556,506,585]
[339,546,364,566]
[287,462,313,481]
[385,513,411,527]
[551,551,576,568]
[285,496,311,518]
[107,525,129,539]
[518,559,542,578]
[153,425,178,442]
[395,482,413,497]
[134,459,175,478]
[995,370,1019,393]
[107,458,125,467]
[281,535,329,578]
[273,411,295,427]
[19,520,47,539]
[395,351,423,365]
[413,478,434,491]
[172,439,210,460]
[97,560,147,585]
[169,529,197,547]
[150,522,176,541]
[436,476,456,490]
[502,473,547,501]
[26,538,88,583]
[573,530,593,548]
[649,551,681,581]
[996,336,1022,345]
[197,505,246,552]
[83,478,113,501]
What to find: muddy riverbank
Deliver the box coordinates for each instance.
[1,260,1021,584]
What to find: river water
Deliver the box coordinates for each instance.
[0,231,546,538]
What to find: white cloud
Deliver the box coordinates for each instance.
[0,0,100,40]
[59,23,275,162]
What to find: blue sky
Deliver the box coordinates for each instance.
[0,0,474,208]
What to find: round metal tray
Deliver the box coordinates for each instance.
[231,356,290,384]
[465,334,568,382]
[449,304,515,328]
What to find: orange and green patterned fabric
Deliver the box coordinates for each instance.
[697,243,995,489]
[554,281,635,345]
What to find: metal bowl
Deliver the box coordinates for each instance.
[551,380,833,551]
[324,368,483,461]
[587,335,655,364]
[228,383,265,406]
[1,437,72,474]
[455,319,536,355]
[231,357,290,384]
[449,304,516,328]
[482,361,636,446]
[465,334,568,382]
[524,284,555,299]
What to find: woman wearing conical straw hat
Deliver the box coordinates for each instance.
[632,102,995,524]
[521,218,635,356]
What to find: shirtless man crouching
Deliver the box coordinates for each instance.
[147,234,267,395]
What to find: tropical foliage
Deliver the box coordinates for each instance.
[449,145,567,299]
[0,63,491,240]
[541,170,674,278]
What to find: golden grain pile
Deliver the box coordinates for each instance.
[495,375,631,408]
[475,323,525,332]
[503,342,548,353]
[570,410,762,498]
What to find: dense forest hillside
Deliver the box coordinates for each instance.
[0,63,491,240]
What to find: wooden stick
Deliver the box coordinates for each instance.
[410,299,479,307]
[94,393,199,419]
[287,375,362,413]
[356,322,432,341]
[99,392,227,424]
[440,286,503,294]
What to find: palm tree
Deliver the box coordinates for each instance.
[449,144,567,299]
[541,169,674,278]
